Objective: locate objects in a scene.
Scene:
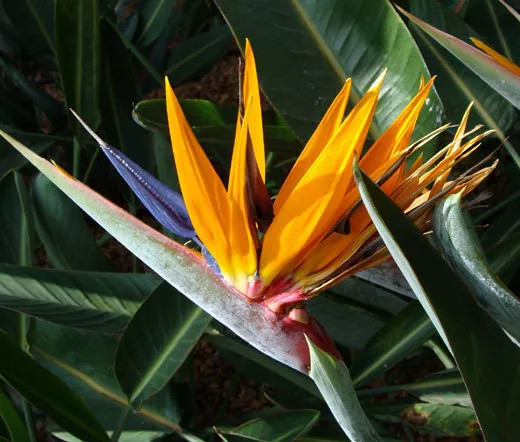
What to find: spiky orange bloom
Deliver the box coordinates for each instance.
[166,40,496,316]
[471,37,520,77]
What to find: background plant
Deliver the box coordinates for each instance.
[0,0,519,441]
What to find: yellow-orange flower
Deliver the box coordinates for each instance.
[165,40,496,312]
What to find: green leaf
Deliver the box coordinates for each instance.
[102,19,163,87]
[0,388,30,442]
[398,6,520,110]
[306,293,389,350]
[136,0,175,47]
[350,301,434,386]
[328,275,408,314]
[432,194,520,344]
[2,0,56,66]
[353,162,520,441]
[132,99,299,157]
[406,370,471,407]
[307,338,381,441]
[31,321,182,432]
[366,401,478,436]
[55,0,101,130]
[0,265,161,333]
[408,0,517,134]
[0,80,37,130]
[115,282,211,406]
[99,18,151,170]
[132,99,234,133]
[0,129,58,180]
[206,333,319,398]
[0,131,312,373]
[0,58,64,123]
[215,0,443,149]
[54,431,167,442]
[32,173,114,271]
[0,172,35,266]
[487,233,520,284]
[0,330,109,442]
[165,25,232,85]
[217,410,320,442]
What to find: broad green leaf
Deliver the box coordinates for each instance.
[215,0,443,148]
[0,131,312,372]
[0,330,108,442]
[31,321,182,432]
[0,265,161,333]
[359,369,471,407]
[165,25,232,85]
[366,401,478,436]
[55,0,101,130]
[356,261,414,298]
[353,162,520,441]
[115,282,211,406]
[206,333,319,398]
[306,294,389,350]
[32,174,114,271]
[398,6,520,110]
[102,19,163,87]
[217,410,320,442]
[307,338,381,441]
[136,0,175,47]
[0,388,30,442]
[432,194,520,344]
[328,275,408,314]
[0,172,34,266]
[152,132,180,194]
[99,18,151,170]
[133,99,298,156]
[132,99,229,133]
[2,0,56,66]
[350,301,434,386]
[406,370,471,407]
[408,0,517,133]
[54,431,167,442]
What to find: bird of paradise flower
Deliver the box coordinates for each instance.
[66,40,496,366]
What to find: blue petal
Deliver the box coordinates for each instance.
[102,145,196,239]
[201,246,222,277]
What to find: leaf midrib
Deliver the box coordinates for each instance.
[128,306,207,403]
